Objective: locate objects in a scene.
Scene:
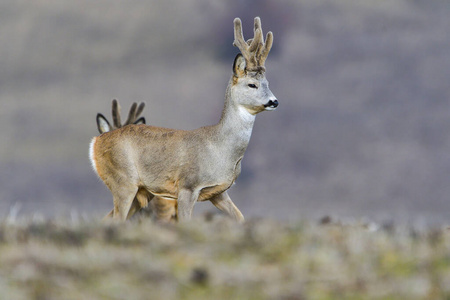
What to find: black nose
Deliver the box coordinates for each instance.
[264,99,278,108]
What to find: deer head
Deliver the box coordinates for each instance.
[231,17,278,115]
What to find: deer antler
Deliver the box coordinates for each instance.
[124,102,146,126]
[112,99,122,129]
[124,103,138,126]
[233,17,273,72]
[135,102,145,120]
[112,99,146,128]
[97,100,147,134]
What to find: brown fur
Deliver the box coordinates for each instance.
[96,100,177,221]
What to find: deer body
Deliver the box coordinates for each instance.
[95,100,178,221]
[90,17,277,221]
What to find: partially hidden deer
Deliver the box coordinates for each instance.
[89,17,278,222]
[95,99,177,221]
[96,99,146,134]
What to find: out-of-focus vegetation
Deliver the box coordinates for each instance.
[0,216,449,299]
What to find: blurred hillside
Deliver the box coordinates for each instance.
[1,0,450,224]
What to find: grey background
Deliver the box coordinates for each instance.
[1,0,450,224]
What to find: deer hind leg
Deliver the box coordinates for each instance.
[152,197,177,222]
[103,188,152,220]
[104,204,138,221]
[210,191,245,223]
[126,188,153,219]
[103,209,114,220]
[111,185,139,221]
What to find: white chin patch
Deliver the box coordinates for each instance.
[264,106,277,111]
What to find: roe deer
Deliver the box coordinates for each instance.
[89,17,278,222]
[96,99,146,134]
[95,100,177,221]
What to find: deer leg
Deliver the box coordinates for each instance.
[126,189,153,219]
[105,199,141,221]
[104,199,139,221]
[176,189,199,221]
[126,199,143,219]
[104,192,146,221]
[112,185,139,221]
[103,209,114,220]
[153,197,177,222]
[136,188,151,208]
[210,191,245,223]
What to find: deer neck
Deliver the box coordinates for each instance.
[214,78,256,158]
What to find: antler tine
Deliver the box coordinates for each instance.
[252,17,263,45]
[253,16,273,69]
[248,17,263,52]
[233,18,247,55]
[112,99,122,129]
[124,102,138,126]
[258,31,273,67]
[135,102,145,118]
[233,18,258,69]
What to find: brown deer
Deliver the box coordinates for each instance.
[89,17,278,222]
[96,99,146,134]
[95,100,177,221]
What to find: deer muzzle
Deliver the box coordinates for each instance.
[264,99,279,110]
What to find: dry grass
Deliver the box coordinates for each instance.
[0,215,449,300]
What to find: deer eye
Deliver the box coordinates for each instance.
[248,84,258,89]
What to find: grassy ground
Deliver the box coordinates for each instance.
[0,215,449,300]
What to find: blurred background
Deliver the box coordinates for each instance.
[1,0,450,224]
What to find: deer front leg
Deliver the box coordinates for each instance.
[210,191,245,223]
[177,189,199,221]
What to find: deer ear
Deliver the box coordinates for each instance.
[134,117,146,125]
[96,113,111,134]
[233,53,246,77]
